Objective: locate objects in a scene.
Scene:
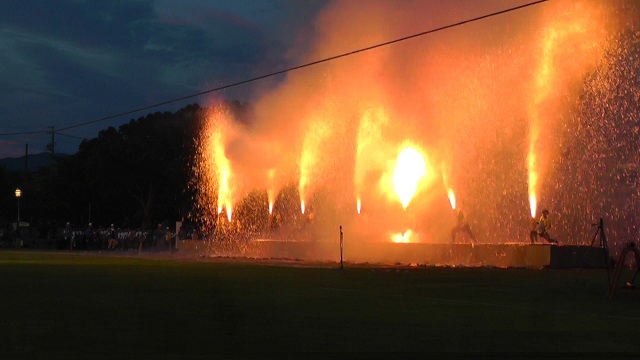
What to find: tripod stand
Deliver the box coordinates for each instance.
[584,218,611,291]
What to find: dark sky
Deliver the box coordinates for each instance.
[0,0,327,157]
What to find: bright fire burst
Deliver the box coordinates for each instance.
[529,193,537,219]
[442,165,456,210]
[393,146,427,209]
[356,198,362,214]
[391,230,414,243]
[268,169,275,214]
[447,189,456,210]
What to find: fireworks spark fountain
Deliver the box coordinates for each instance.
[442,165,456,210]
[267,169,275,214]
[190,0,637,263]
[527,0,610,219]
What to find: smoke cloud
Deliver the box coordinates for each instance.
[194,0,636,260]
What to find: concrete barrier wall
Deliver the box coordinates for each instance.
[178,239,607,269]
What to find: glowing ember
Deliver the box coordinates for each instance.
[393,146,427,209]
[391,230,414,243]
[447,189,456,210]
[301,200,305,215]
[356,198,362,214]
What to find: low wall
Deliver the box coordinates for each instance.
[178,239,609,268]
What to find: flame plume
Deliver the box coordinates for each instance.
[392,146,427,210]
[267,169,275,214]
[447,189,456,210]
[528,0,609,220]
[299,116,331,215]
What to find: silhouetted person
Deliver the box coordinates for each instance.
[451,209,477,244]
[166,228,174,253]
[84,223,94,250]
[63,222,73,250]
[107,224,118,250]
[153,224,165,251]
[137,229,146,253]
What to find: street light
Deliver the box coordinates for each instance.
[15,188,21,248]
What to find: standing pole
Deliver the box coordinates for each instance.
[599,218,611,290]
[339,225,344,270]
[24,143,28,174]
[15,188,21,248]
[49,126,55,157]
[17,197,20,248]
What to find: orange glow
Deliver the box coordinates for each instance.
[392,146,427,209]
[447,189,456,210]
[391,230,414,243]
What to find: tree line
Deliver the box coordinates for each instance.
[0,101,250,237]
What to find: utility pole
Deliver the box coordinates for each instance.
[48,126,55,157]
[24,143,28,174]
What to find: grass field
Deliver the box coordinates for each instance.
[1,250,639,357]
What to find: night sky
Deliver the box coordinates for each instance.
[0,0,327,157]
[0,0,553,158]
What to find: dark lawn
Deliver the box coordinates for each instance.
[1,251,639,357]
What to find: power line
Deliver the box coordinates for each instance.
[20,0,549,135]
[0,130,49,136]
[56,132,86,141]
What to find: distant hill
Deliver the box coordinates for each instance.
[0,153,68,172]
